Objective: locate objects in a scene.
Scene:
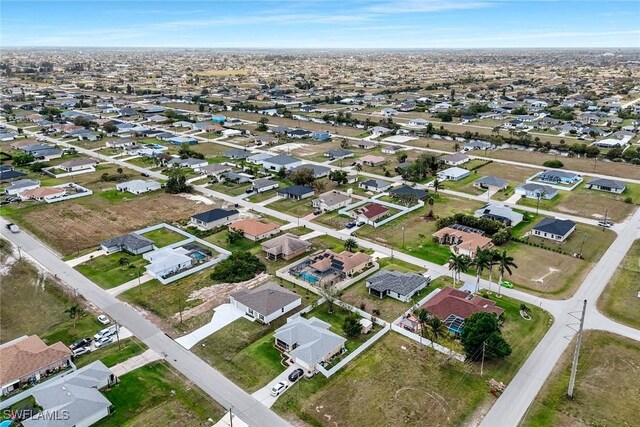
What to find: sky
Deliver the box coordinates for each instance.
[1,0,639,48]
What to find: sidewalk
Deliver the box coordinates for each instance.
[65,249,105,267]
[504,192,522,204]
[110,349,162,377]
[107,273,153,296]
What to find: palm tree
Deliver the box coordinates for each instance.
[432,177,442,195]
[448,254,470,285]
[64,304,84,327]
[118,256,130,269]
[413,308,430,348]
[417,233,426,246]
[486,249,499,294]
[496,250,518,297]
[428,316,447,347]
[344,238,358,252]
[471,249,492,293]
[354,163,363,176]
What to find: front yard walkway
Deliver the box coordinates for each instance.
[505,192,522,204]
[175,303,246,350]
[251,364,302,408]
[299,230,324,240]
[110,349,162,377]
[258,195,283,206]
[107,273,154,296]
[65,249,105,267]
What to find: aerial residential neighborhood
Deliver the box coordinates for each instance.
[1,1,639,427]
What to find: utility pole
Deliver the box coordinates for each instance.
[567,299,587,399]
[578,232,587,258]
[402,226,406,248]
[480,341,486,376]
[16,245,22,260]
[229,406,233,427]
[535,194,541,215]
[602,208,608,231]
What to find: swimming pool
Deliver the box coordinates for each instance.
[298,272,319,284]
[0,420,13,427]
[191,251,207,260]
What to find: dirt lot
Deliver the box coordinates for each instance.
[553,187,636,222]
[3,192,208,256]
[474,161,537,185]
[524,331,640,427]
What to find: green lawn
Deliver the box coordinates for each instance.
[75,337,148,368]
[524,332,640,427]
[247,189,278,203]
[204,228,260,252]
[97,362,224,427]
[598,240,640,329]
[268,197,315,217]
[75,252,149,289]
[140,227,187,247]
[209,181,252,196]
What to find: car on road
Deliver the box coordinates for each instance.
[97,314,111,325]
[287,368,304,382]
[499,281,514,289]
[141,172,150,177]
[270,381,288,397]
[72,346,91,358]
[598,220,613,228]
[345,221,356,229]
[5,223,19,233]
[94,336,113,349]
[69,337,92,350]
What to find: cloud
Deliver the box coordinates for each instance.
[366,0,494,14]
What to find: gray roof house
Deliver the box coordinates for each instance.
[223,148,252,160]
[261,154,303,171]
[100,233,154,255]
[473,176,508,190]
[291,164,331,178]
[190,208,239,230]
[4,179,40,196]
[22,361,116,427]
[274,316,347,373]
[324,148,354,160]
[277,185,314,200]
[515,183,558,200]
[366,270,429,302]
[442,153,470,166]
[437,167,471,182]
[115,179,161,194]
[585,177,626,194]
[230,282,302,324]
[358,178,393,193]
[251,178,279,193]
[389,185,427,200]
[474,204,524,226]
[531,217,576,242]
[261,233,311,260]
[313,191,352,212]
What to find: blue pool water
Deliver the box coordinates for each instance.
[1,420,13,427]
[299,272,319,284]
[191,252,206,260]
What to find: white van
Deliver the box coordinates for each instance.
[93,324,118,341]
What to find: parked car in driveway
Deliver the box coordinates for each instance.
[94,324,118,341]
[97,315,111,325]
[356,221,366,227]
[288,368,304,382]
[94,336,113,349]
[72,346,90,358]
[270,381,288,397]
[69,337,92,350]
[345,221,356,229]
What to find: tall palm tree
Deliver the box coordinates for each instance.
[354,163,363,176]
[118,256,130,269]
[486,249,499,294]
[448,254,470,285]
[496,250,518,297]
[413,308,430,348]
[472,249,492,293]
[344,238,358,252]
[428,316,447,347]
[432,177,442,195]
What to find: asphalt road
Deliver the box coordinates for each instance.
[0,220,291,427]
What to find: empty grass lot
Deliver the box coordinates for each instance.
[268,197,315,217]
[209,181,252,196]
[204,228,260,252]
[275,294,551,427]
[523,332,640,427]
[140,227,187,247]
[76,253,149,289]
[549,183,640,222]
[340,258,430,322]
[598,240,640,329]
[97,362,224,427]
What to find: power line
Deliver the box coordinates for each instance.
[567,299,587,399]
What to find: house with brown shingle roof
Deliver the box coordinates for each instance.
[230,282,301,324]
[261,233,311,260]
[229,218,281,241]
[19,186,66,202]
[0,335,72,396]
[432,225,493,258]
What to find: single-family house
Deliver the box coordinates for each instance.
[442,153,470,166]
[389,185,427,200]
[168,157,208,170]
[432,225,494,258]
[262,154,304,171]
[593,138,626,148]
[300,250,372,284]
[473,176,508,190]
[353,203,389,224]
[312,131,330,141]
[223,148,251,160]
[105,138,135,148]
[287,129,313,139]
[144,246,193,280]
[0,335,72,396]
[167,136,197,145]
[313,191,352,212]
[262,233,311,261]
[220,171,252,184]
[536,170,582,185]
[464,140,492,151]
[324,148,354,160]
[408,118,429,127]
[22,361,116,427]
[350,140,376,150]
[366,270,429,302]
[585,177,626,194]
[231,282,302,324]
[115,179,162,194]
[4,179,40,196]
[277,185,314,200]
[291,164,331,178]
[189,208,240,230]
[381,145,404,155]
[251,178,279,193]
[531,218,576,242]
[515,183,558,200]
[437,167,470,182]
[229,219,281,241]
[246,152,273,165]
[359,178,393,193]
[198,163,232,177]
[274,316,346,374]
[419,287,504,334]
[19,186,66,202]
[0,167,28,182]
[474,204,523,226]
[100,233,154,255]
[358,155,386,167]
[370,126,392,137]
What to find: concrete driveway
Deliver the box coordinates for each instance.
[176,304,245,349]
[251,364,302,408]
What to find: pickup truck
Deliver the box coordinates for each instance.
[5,223,19,233]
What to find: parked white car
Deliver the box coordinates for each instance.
[97,315,111,325]
[94,336,113,349]
[94,324,118,341]
[72,346,90,357]
[270,381,288,397]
